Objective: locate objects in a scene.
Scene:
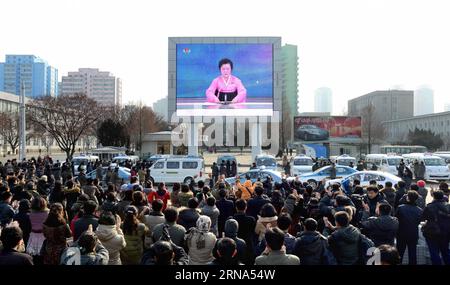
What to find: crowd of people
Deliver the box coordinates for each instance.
[1,155,450,266]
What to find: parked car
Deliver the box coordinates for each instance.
[325,170,402,195]
[224,168,283,187]
[295,124,329,141]
[293,165,357,186]
[82,166,133,184]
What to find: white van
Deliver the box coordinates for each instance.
[72,154,100,176]
[335,154,357,167]
[402,153,450,181]
[365,154,403,175]
[290,155,313,176]
[433,152,450,164]
[149,156,205,185]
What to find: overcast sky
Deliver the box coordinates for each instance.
[1,0,449,114]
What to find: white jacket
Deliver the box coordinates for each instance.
[95,224,127,265]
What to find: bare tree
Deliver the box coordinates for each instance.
[361,103,386,153]
[121,103,168,151]
[28,93,104,161]
[0,111,20,154]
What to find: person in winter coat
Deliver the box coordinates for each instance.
[294,218,335,265]
[395,190,423,265]
[256,213,296,256]
[200,196,220,237]
[211,163,219,184]
[255,204,278,242]
[101,191,119,215]
[152,207,186,247]
[220,218,247,264]
[82,178,100,204]
[60,225,109,265]
[420,190,450,265]
[380,181,396,208]
[417,161,426,180]
[232,199,256,264]
[73,200,99,242]
[363,186,387,217]
[231,161,237,178]
[328,211,362,265]
[246,187,271,220]
[397,160,405,178]
[130,191,150,217]
[120,205,148,265]
[360,203,399,246]
[209,237,242,265]
[26,197,49,264]
[254,227,300,265]
[0,225,33,265]
[185,215,217,265]
[63,180,81,221]
[95,211,126,265]
[394,181,407,209]
[219,161,227,177]
[178,198,201,231]
[0,191,16,227]
[398,184,426,209]
[239,175,255,201]
[416,180,429,201]
[141,199,165,248]
[177,184,194,208]
[13,199,31,246]
[170,183,181,208]
[42,203,72,265]
[147,182,171,211]
[216,189,234,236]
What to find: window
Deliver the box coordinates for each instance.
[153,161,164,169]
[182,161,198,169]
[166,161,180,169]
[336,167,348,174]
[348,174,361,182]
[363,174,385,182]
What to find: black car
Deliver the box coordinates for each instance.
[295,124,329,141]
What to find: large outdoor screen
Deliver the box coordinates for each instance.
[176,43,273,116]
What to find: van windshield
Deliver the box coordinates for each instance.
[387,158,402,166]
[424,158,446,166]
[293,158,313,166]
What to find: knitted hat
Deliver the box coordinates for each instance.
[417,180,426,188]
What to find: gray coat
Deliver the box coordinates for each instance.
[201,205,220,236]
[255,250,300,265]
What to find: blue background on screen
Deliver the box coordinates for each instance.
[176,44,273,99]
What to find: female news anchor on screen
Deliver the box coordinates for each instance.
[205,58,247,103]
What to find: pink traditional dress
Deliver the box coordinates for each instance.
[206,75,247,103]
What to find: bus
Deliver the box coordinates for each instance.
[380,145,427,155]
